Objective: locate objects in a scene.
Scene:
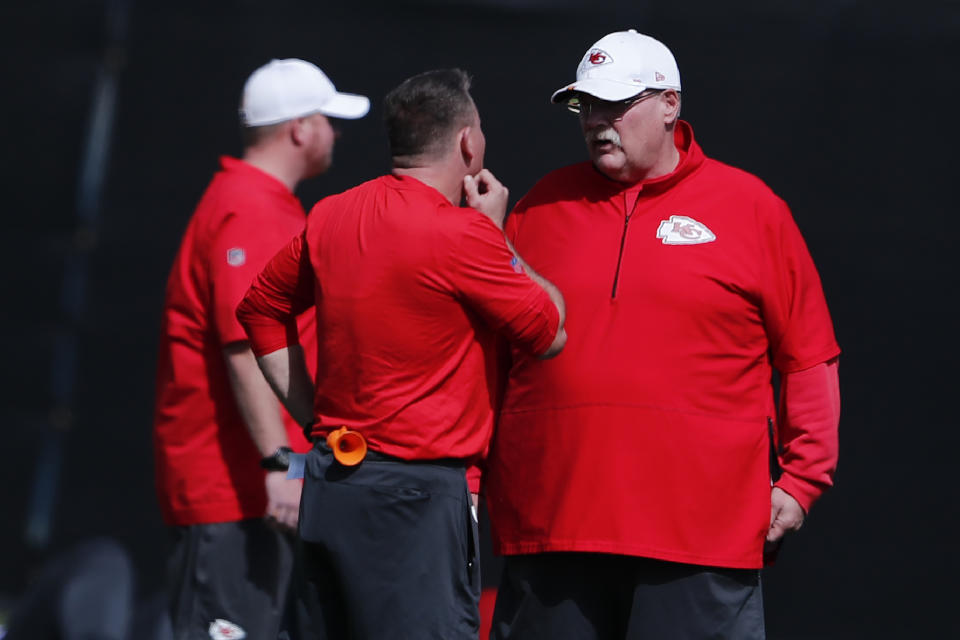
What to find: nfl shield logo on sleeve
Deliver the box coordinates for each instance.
[226,247,246,266]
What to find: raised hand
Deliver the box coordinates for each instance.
[463,169,509,230]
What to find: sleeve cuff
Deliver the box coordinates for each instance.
[774,472,825,514]
[498,286,561,357]
[243,321,300,357]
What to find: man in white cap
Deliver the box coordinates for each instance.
[153,58,368,639]
[484,30,841,638]
[236,68,566,640]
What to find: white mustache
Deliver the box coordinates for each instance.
[586,127,622,147]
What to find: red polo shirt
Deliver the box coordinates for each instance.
[237,174,560,490]
[484,122,840,569]
[154,156,315,526]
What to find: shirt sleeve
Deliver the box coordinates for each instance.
[774,358,841,512]
[450,215,560,356]
[208,211,293,346]
[760,198,841,373]
[236,230,316,357]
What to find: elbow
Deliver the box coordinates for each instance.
[538,326,567,360]
[553,293,566,329]
[235,296,257,330]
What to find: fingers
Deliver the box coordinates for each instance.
[279,504,298,530]
[266,500,299,531]
[767,500,783,542]
[767,515,801,543]
[463,174,479,204]
[264,473,302,531]
[464,169,509,229]
[474,168,505,192]
[464,170,507,201]
[475,169,508,204]
[767,494,804,543]
[767,521,786,543]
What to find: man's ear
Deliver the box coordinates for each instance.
[459,126,476,167]
[661,90,681,125]
[290,118,309,146]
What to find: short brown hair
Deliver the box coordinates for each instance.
[384,69,475,166]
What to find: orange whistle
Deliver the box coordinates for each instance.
[326,426,367,466]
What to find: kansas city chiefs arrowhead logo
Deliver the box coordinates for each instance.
[208,619,246,639]
[579,48,613,76]
[656,215,716,245]
[586,48,612,65]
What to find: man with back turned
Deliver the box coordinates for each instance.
[237,68,566,640]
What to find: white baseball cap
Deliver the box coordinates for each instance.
[240,58,370,126]
[551,30,681,104]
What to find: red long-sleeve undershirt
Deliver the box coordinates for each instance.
[774,358,841,512]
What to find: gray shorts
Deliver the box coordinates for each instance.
[492,552,765,640]
[167,519,294,640]
[294,443,481,640]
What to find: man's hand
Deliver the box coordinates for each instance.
[463,169,509,230]
[265,471,302,532]
[767,486,805,544]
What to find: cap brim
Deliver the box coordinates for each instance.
[318,92,370,119]
[551,78,648,104]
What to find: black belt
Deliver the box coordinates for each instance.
[314,440,467,468]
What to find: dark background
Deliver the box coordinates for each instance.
[2,0,957,637]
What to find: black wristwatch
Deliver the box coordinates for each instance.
[302,420,315,442]
[260,446,293,471]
